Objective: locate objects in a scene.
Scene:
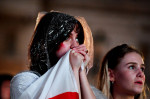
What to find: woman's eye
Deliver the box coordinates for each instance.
[76,38,79,43]
[129,66,135,70]
[141,67,145,72]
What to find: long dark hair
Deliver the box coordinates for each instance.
[97,44,147,99]
[29,12,84,75]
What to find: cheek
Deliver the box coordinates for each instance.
[115,70,134,85]
[56,42,71,58]
[58,42,71,52]
[57,43,66,52]
[143,75,146,82]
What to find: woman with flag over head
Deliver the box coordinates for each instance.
[10,11,98,99]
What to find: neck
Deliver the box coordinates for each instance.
[112,86,134,99]
[113,94,134,99]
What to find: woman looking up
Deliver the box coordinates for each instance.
[97,44,148,99]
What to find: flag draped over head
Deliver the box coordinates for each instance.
[19,50,79,99]
[34,11,94,72]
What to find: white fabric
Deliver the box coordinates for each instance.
[11,50,78,99]
[10,72,39,98]
[90,85,107,99]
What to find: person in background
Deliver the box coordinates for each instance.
[97,44,149,99]
[0,74,12,99]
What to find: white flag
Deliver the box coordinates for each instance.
[19,50,79,99]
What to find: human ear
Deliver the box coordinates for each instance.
[108,68,115,82]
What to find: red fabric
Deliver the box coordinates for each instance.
[49,92,79,99]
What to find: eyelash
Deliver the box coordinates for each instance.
[141,67,145,72]
[129,65,135,70]
[128,65,145,72]
[65,36,79,43]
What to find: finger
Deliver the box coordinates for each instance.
[71,50,84,60]
[71,49,75,54]
[76,52,84,60]
[72,44,86,50]
[88,64,93,70]
[76,50,87,57]
[73,46,87,52]
[84,54,90,63]
[82,54,90,71]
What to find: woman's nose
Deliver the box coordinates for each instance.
[70,39,79,48]
[136,68,145,78]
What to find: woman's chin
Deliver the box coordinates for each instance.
[132,87,143,95]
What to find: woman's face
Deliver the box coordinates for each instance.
[56,25,80,58]
[112,52,145,95]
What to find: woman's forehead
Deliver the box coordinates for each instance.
[119,52,144,65]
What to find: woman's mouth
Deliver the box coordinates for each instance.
[134,81,143,85]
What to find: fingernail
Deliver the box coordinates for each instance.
[72,50,75,53]
[85,50,88,54]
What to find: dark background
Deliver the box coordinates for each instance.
[0,0,150,96]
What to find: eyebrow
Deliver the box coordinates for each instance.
[126,62,145,67]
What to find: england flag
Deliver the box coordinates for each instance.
[19,50,79,99]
